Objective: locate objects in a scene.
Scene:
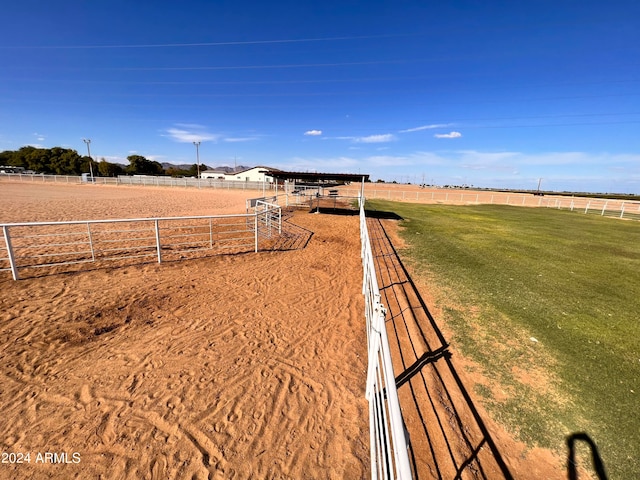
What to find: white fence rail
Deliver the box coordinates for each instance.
[359,195,412,479]
[0,202,280,280]
[254,200,282,240]
[339,189,640,221]
[0,173,275,191]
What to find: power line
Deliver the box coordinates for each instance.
[0,33,418,50]
[5,76,640,89]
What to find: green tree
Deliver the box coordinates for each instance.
[98,159,124,177]
[0,147,97,175]
[187,163,211,177]
[49,148,83,175]
[126,155,164,175]
[79,156,98,176]
[165,167,188,177]
[24,147,49,173]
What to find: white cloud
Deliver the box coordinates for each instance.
[33,132,45,141]
[270,149,640,193]
[454,150,614,167]
[304,130,322,136]
[174,123,206,129]
[284,156,360,172]
[367,152,447,167]
[224,137,258,143]
[366,155,412,166]
[354,134,396,143]
[326,134,395,143]
[434,131,462,139]
[400,124,452,133]
[165,125,220,143]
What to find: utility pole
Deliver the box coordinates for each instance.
[193,141,201,188]
[82,138,94,182]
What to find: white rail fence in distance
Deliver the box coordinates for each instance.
[0,173,276,191]
[339,188,640,221]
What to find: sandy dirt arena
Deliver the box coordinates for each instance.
[0,183,369,479]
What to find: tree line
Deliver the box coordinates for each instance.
[0,146,209,177]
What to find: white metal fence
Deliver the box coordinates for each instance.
[359,194,412,480]
[339,189,640,221]
[0,202,281,280]
[254,200,282,239]
[0,173,275,191]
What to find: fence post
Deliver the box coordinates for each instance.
[601,201,608,216]
[87,223,95,261]
[3,226,19,281]
[371,303,412,479]
[154,220,162,263]
[620,203,625,219]
[278,208,282,234]
[585,201,590,214]
[254,213,259,252]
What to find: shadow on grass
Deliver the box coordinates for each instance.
[567,433,608,480]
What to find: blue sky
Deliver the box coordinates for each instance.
[1,0,639,193]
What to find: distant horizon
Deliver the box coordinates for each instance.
[1,1,639,194]
[3,152,638,196]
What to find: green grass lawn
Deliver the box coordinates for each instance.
[367,200,640,480]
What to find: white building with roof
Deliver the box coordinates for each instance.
[200,166,279,182]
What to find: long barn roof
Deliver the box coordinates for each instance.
[264,171,369,182]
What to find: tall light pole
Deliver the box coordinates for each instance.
[82,138,94,182]
[193,141,201,188]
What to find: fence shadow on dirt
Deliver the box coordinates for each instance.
[308,206,404,221]
[265,210,314,251]
[367,217,514,480]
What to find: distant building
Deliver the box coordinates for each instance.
[199,169,228,180]
[0,166,25,174]
[200,166,280,182]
